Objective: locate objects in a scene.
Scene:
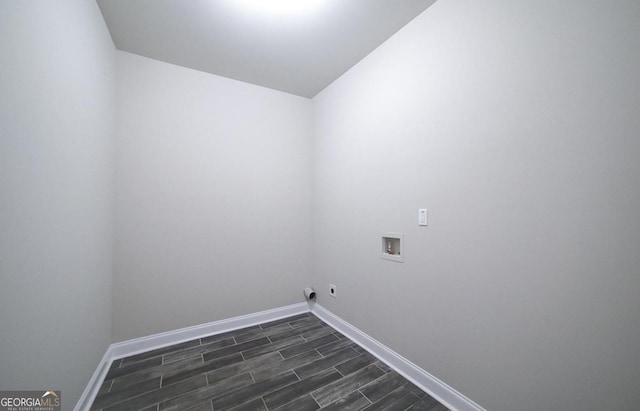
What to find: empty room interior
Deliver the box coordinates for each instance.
[1,0,640,410]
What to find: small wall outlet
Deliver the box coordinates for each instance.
[329,283,337,298]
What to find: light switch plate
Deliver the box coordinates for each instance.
[418,209,428,226]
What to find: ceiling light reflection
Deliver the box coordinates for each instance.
[235,0,325,16]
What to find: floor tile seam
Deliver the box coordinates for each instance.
[120,356,160,367]
[267,371,303,399]
[106,358,164,380]
[162,352,205,366]
[293,362,348,382]
[147,376,210,410]
[265,391,310,411]
[269,331,308,344]
[299,347,362,372]
[114,358,205,387]
[227,395,264,411]
[103,374,163,398]
[283,333,338,354]
[169,337,239,359]
[105,368,159,385]
[358,379,387,403]
[361,377,413,405]
[310,394,322,410]
[289,320,315,329]
[311,338,343,357]
[121,342,202,366]
[214,380,288,411]
[210,356,275,384]
[203,339,272,362]
[307,370,345,401]
[309,390,322,408]
[235,329,278,344]
[332,366,345,379]
[168,362,224,386]
[200,351,242,369]
[249,358,289,383]
[213,370,300,408]
[163,389,213,411]
[163,349,210,365]
[356,389,374,406]
[270,366,349,409]
[291,369,301,381]
[94,381,163,410]
[300,331,335,342]
[372,363,387,375]
[164,360,239,388]
[160,372,231,402]
[398,391,422,411]
[261,375,322,411]
[312,364,383,404]
[261,315,307,330]
[358,366,390,390]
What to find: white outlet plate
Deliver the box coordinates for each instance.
[418,209,428,226]
[329,283,337,298]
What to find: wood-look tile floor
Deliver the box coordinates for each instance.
[91,313,449,411]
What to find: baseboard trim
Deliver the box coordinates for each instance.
[107,302,309,361]
[76,301,482,411]
[74,302,309,411]
[311,304,486,411]
[74,346,113,411]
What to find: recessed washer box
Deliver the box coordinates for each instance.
[381,232,404,263]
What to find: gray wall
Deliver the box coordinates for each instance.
[312,1,640,410]
[2,1,639,409]
[113,52,313,341]
[0,1,115,408]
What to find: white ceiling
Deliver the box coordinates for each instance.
[97,0,437,98]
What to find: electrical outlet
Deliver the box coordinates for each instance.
[329,283,337,298]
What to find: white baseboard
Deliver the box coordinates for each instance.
[74,302,309,411]
[74,347,113,411]
[311,304,486,411]
[107,303,309,361]
[76,301,483,411]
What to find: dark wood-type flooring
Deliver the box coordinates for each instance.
[91,313,449,411]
